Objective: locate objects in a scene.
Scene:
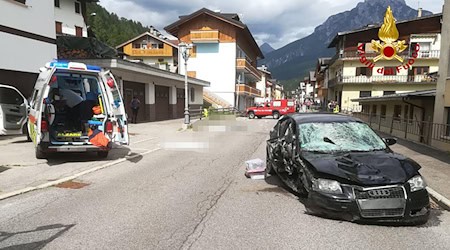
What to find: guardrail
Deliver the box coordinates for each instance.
[352,112,450,145]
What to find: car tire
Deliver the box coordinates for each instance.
[257,116,262,119]
[97,151,109,158]
[35,146,47,159]
[273,112,280,119]
[248,112,255,119]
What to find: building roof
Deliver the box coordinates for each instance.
[351,89,436,102]
[115,31,178,50]
[164,8,263,59]
[75,59,210,87]
[328,13,443,48]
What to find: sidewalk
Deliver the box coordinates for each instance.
[0,119,186,198]
[382,133,450,207]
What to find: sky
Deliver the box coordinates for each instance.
[98,0,444,49]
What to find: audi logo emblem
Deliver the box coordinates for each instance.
[368,189,391,197]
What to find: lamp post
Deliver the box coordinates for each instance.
[179,42,193,125]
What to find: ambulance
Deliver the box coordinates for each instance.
[27,61,129,159]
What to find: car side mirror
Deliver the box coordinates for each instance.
[384,138,397,146]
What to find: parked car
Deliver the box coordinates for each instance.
[28,61,129,159]
[266,113,429,224]
[0,84,28,137]
[246,99,296,119]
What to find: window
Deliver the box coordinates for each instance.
[384,67,397,75]
[383,91,395,96]
[158,58,164,62]
[371,105,377,115]
[75,1,81,14]
[133,43,140,49]
[409,106,414,120]
[446,108,450,135]
[356,67,372,76]
[151,44,158,49]
[273,101,281,107]
[75,26,82,37]
[362,104,370,113]
[359,91,371,98]
[54,0,60,7]
[190,87,195,102]
[404,105,409,122]
[409,66,429,76]
[393,105,402,120]
[381,105,387,118]
[0,87,23,105]
[158,44,164,49]
[55,22,62,34]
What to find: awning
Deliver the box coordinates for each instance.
[352,89,436,102]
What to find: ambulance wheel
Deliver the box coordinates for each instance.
[97,151,109,158]
[35,146,47,159]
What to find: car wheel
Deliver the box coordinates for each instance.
[248,112,255,119]
[273,112,280,119]
[35,146,47,159]
[257,116,262,119]
[97,151,109,158]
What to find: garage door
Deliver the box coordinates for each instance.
[176,88,185,118]
[155,85,170,121]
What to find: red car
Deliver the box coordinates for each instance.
[246,99,296,119]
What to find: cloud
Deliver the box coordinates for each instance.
[98,0,444,49]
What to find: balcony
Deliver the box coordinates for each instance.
[190,30,219,43]
[124,43,173,57]
[329,75,437,85]
[236,84,262,97]
[332,49,439,62]
[236,58,262,81]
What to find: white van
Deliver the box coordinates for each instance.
[0,84,28,136]
[28,61,129,159]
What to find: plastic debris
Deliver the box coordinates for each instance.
[245,158,266,179]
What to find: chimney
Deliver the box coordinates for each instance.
[418,8,422,17]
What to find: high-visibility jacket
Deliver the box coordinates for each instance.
[333,105,340,113]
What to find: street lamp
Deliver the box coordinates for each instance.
[179,42,193,125]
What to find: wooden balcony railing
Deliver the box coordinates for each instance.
[190,30,219,42]
[236,58,261,81]
[236,84,262,97]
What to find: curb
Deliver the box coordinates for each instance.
[427,187,450,211]
[0,147,161,201]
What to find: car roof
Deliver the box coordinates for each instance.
[286,113,363,124]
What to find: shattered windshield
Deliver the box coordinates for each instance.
[299,122,387,153]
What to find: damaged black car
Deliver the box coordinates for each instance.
[266,113,429,224]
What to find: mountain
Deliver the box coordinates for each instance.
[260,43,275,55]
[260,0,433,84]
[86,3,151,47]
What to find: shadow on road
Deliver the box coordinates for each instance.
[0,223,75,250]
[46,146,132,166]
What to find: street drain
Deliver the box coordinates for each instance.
[55,180,89,189]
[0,166,9,173]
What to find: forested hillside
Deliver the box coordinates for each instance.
[86,3,150,47]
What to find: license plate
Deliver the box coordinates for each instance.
[358,198,405,210]
[57,147,87,152]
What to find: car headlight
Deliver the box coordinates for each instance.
[313,178,343,194]
[408,175,426,192]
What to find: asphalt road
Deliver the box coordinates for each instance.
[0,117,449,249]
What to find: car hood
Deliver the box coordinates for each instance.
[301,151,421,186]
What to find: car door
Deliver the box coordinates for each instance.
[267,117,290,171]
[100,71,129,145]
[0,85,28,134]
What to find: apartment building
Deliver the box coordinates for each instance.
[165,8,264,110]
[327,13,441,113]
